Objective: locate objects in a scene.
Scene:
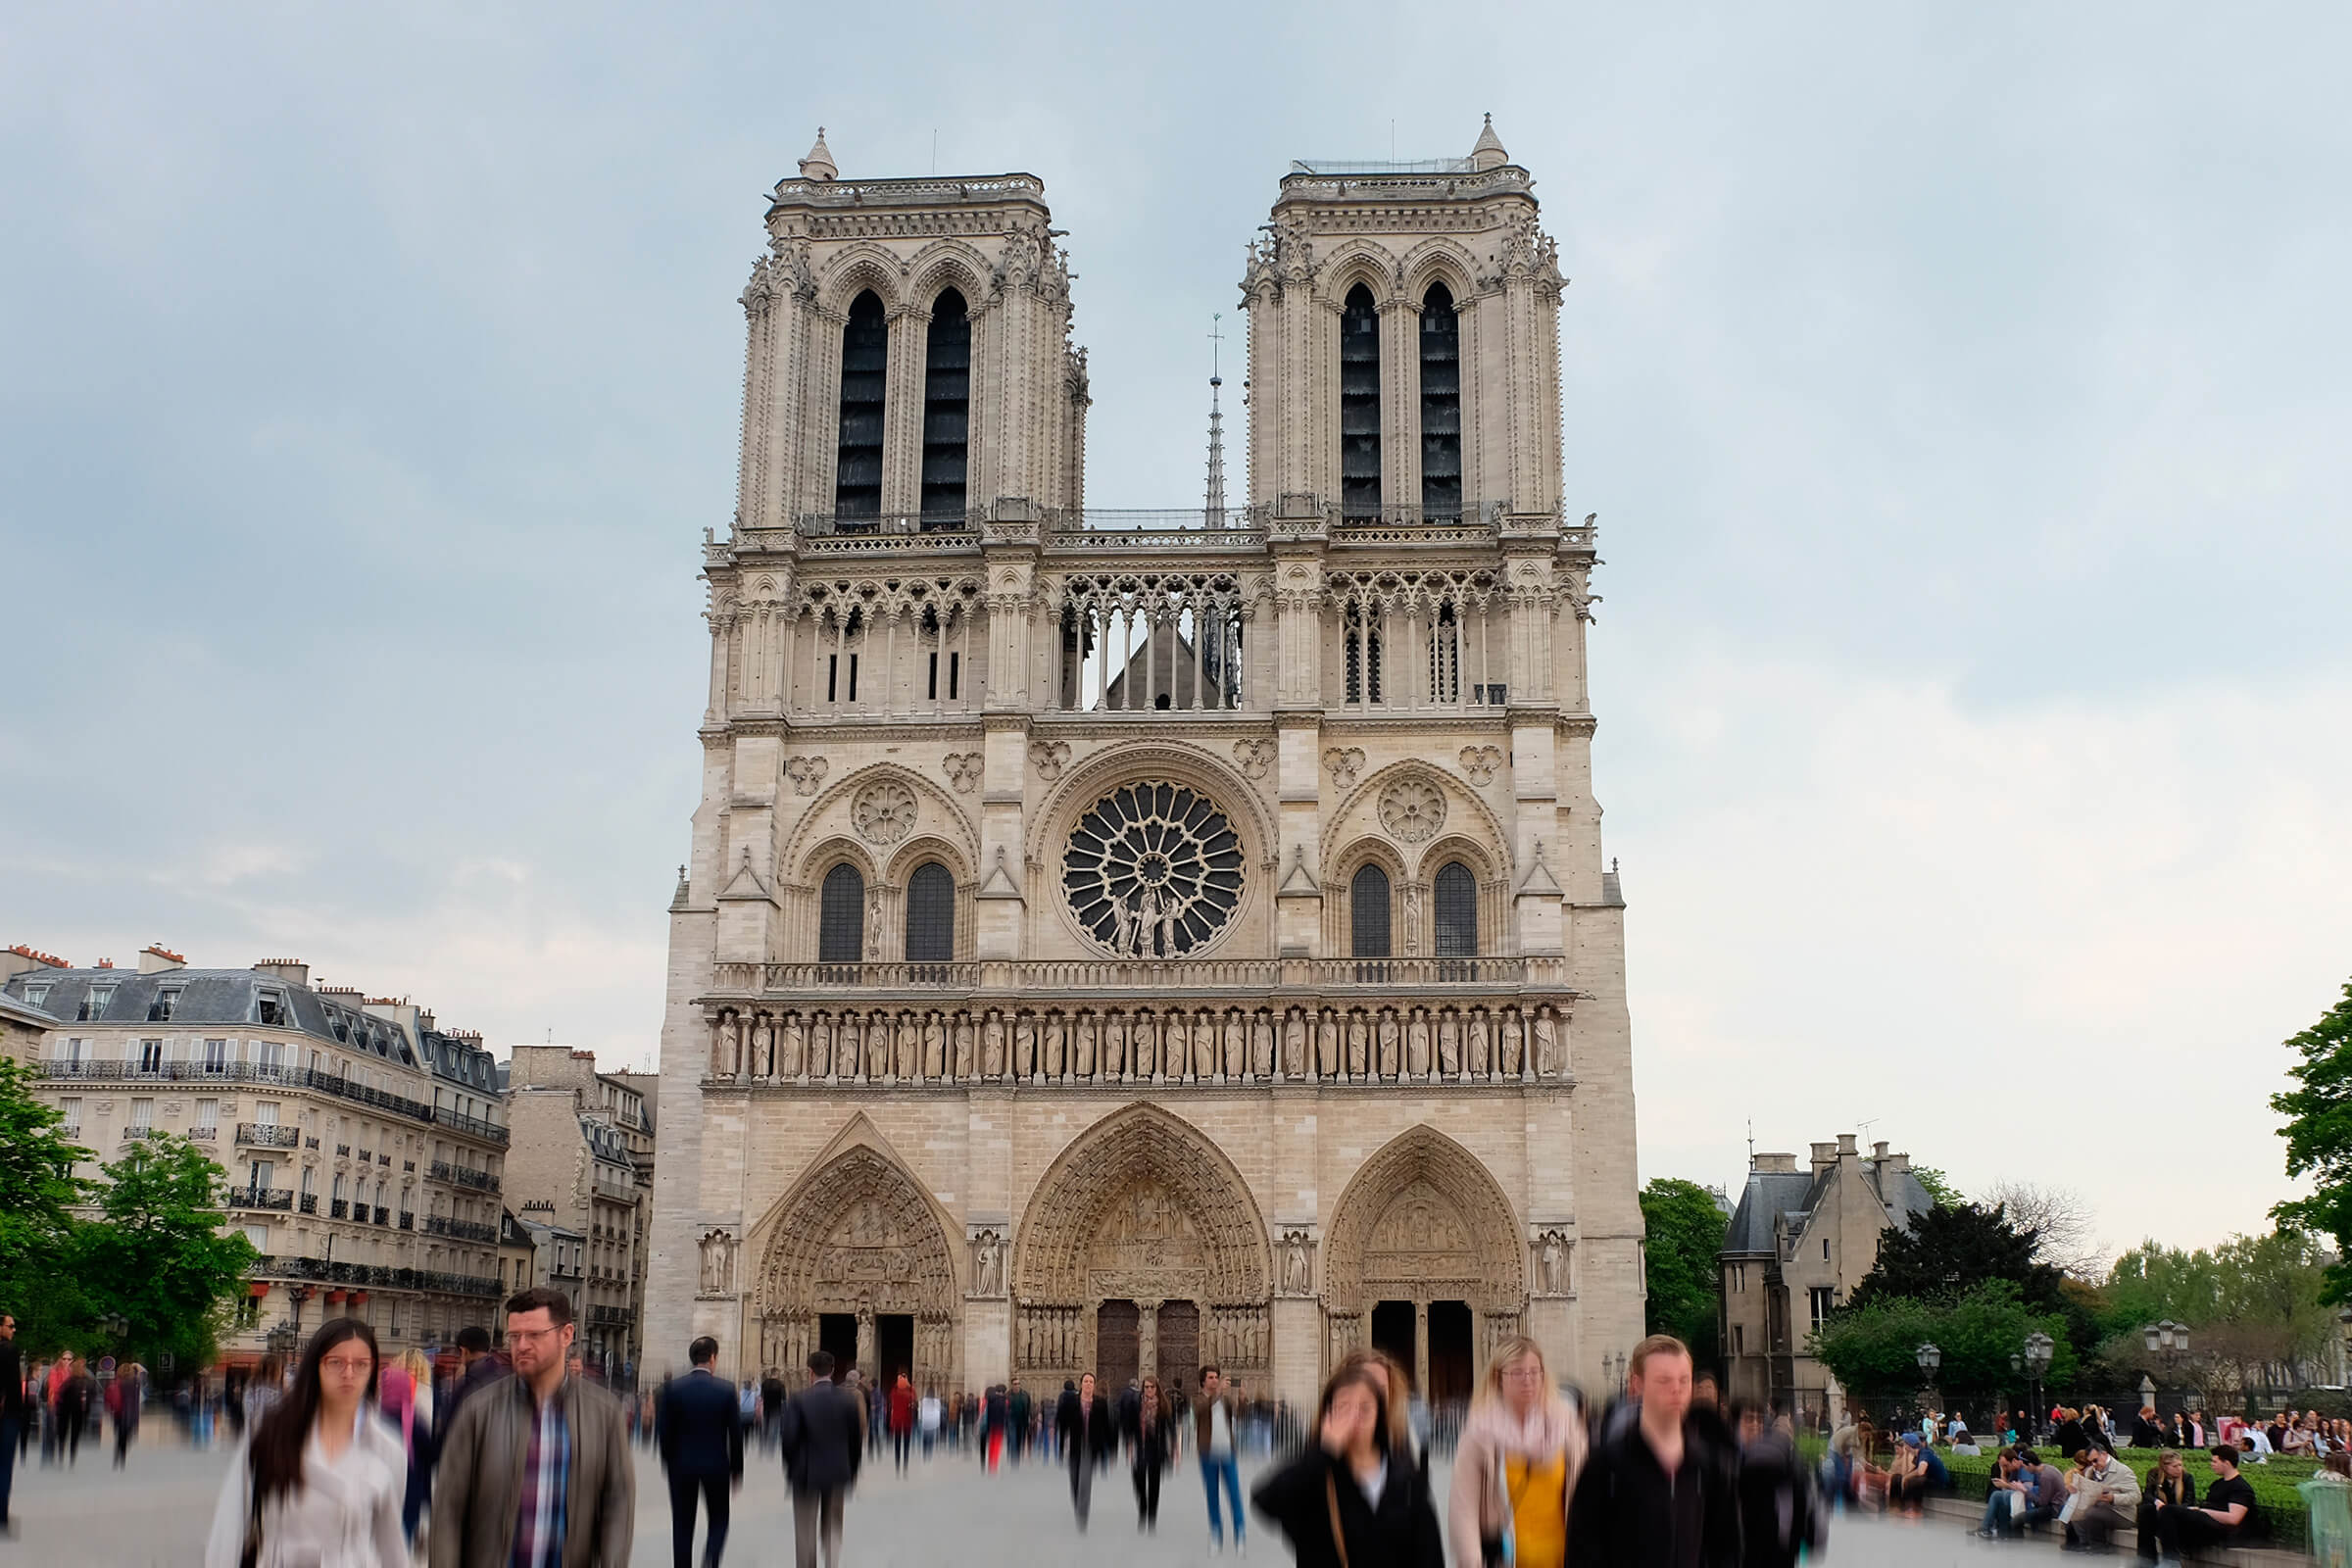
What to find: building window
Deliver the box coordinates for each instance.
[1427,603,1461,704]
[256,1102,279,1127]
[919,288,970,523]
[1419,283,1461,517]
[1822,1238,1831,1262]
[1809,1286,1836,1332]
[149,987,181,1022]
[1434,861,1478,956]
[194,1099,219,1135]
[255,991,283,1026]
[1733,1324,1745,1355]
[202,1038,228,1074]
[905,861,956,964]
[1349,864,1393,958]
[136,1039,164,1075]
[129,1097,154,1132]
[1343,605,1383,705]
[834,290,888,517]
[80,985,115,1021]
[1339,284,1382,518]
[58,1097,81,1136]
[244,1224,269,1251]
[23,983,47,1008]
[818,862,866,963]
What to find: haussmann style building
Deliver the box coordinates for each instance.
[644,120,1643,1409]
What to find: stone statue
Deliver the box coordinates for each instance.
[1193,1010,1217,1079]
[1346,1012,1369,1079]
[952,1013,975,1078]
[1012,1011,1035,1078]
[1222,1010,1246,1078]
[1044,1012,1066,1078]
[751,1015,773,1077]
[1073,1012,1097,1078]
[972,1231,1004,1296]
[1406,1009,1431,1078]
[1468,1009,1492,1076]
[982,1010,1005,1078]
[1539,1232,1567,1296]
[719,1013,742,1077]
[780,1012,807,1079]
[1376,1010,1400,1077]
[1532,1005,1559,1077]
[896,1011,920,1080]
[1102,1012,1127,1080]
[1132,1010,1157,1079]
[708,1014,727,1077]
[1156,887,1179,957]
[1112,887,1142,956]
[1437,1009,1461,1076]
[808,1012,833,1079]
[1316,1008,1341,1078]
[1282,1009,1306,1077]
[923,1012,948,1079]
[1500,1008,1525,1078]
[1280,1233,1310,1295]
[1250,1011,1275,1078]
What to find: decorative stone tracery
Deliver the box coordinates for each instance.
[1062,782,1245,957]
[753,1144,960,1384]
[1323,1124,1525,1330]
[852,781,918,845]
[1378,776,1446,844]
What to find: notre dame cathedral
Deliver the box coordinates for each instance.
[643,119,1643,1410]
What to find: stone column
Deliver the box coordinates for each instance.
[856,1305,876,1382]
[1140,1299,1160,1386]
[1414,1301,1431,1397]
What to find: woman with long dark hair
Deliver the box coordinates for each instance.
[204,1318,408,1568]
[1250,1359,1444,1568]
[1130,1374,1178,1531]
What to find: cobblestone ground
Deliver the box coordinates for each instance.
[15,1424,2077,1568]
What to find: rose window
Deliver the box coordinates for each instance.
[1062,783,1244,957]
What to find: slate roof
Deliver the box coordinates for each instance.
[416,1026,501,1095]
[1,966,416,1065]
[1721,1154,1937,1259]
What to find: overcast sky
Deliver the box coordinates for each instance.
[4,4,2346,1261]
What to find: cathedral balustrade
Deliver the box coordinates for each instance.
[710,955,1559,996]
[693,988,1572,1086]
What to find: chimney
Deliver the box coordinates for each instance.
[139,944,187,974]
[253,959,311,989]
[1883,1151,1911,1175]
[1837,1133,1858,1157]
[1872,1140,1890,1162]
[418,1010,436,1033]
[1752,1152,1799,1174]
[1810,1142,1838,1175]
[1,945,71,982]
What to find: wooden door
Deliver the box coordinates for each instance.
[1156,1299,1200,1397]
[1096,1299,1140,1391]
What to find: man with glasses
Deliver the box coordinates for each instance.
[432,1288,635,1568]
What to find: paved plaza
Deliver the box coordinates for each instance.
[14,1424,2110,1568]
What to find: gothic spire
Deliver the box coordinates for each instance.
[1205,313,1229,528]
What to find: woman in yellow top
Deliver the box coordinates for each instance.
[1447,1337,1587,1568]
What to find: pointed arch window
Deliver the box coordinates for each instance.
[1434,861,1478,957]
[834,290,887,519]
[819,862,866,963]
[1350,864,1393,958]
[919,289,970,527]
[1419,283,1461,519]
[1428,602,1460,705]
[1340,283,1382,519]
[906,861,956,964]
[1345,603,1383,705]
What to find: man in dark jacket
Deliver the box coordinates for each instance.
[1006,1378,1032,1465]
[1055,1373,1114,1531]
[0,1311,24,1534]
[659,1337,744,1568]
[443,1324,511,1426]
[778,1350,862,1568]
[1567,1335,1740,1568]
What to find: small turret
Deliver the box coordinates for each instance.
[799,127,838,182]
[1470,113,1508,172]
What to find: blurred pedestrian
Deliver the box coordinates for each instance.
[1250,1358,1443,1568]
[1131,1375,1177,1532]
[378,1347,436,1545]
[1007,1378,1032,1466]
[918,1386,941,1460]
[0,1311,23,1536]
[1733,1405,1820,1568]
[1448,1337,1584,1568]
[1565,1334,1740,1568]
[778,1349,862,1568]
[888,1373,914,1475]
[1195,1364,1248,1555]
[659,1336,743,1568]
[1057,1373,1113,1532]
[55,1352,94,1467]
[203,1318,406,1568]
[441,1325,507,1424]
[107,1360,143,1467]
[431,1288,635,1568]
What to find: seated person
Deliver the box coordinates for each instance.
[2151,1446,2257,1559]
[1977,1448,2029,1538]
[1885,1433,1932,1514]
[2018,1447,2068,1533]
[2136,1447,2196,1564]
[2062,1444,2142,1552]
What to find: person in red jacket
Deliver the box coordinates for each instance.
[888,1373,916,1475]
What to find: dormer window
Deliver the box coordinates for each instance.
[149,987,182,1022]
[24,983,49,1009]
[255,991,283,1026]
[81,985,115,1022]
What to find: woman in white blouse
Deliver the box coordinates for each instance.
[206,1318,410,1568]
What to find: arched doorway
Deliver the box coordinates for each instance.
[1012,1102,1271,1399]
[751,1143,960,1389]
[1324,1126,1525,1409]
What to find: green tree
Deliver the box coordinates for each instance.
[1908,1166,1964,1210]
[2102,1227,2335,1407]
[1809,1279,2078,1410]
[70,1136,257,1371]
[1641,1176,1727,1365]
[1850,1200,2065,1315]
[0,1057,93,1353]
[2273,977,2352,1302]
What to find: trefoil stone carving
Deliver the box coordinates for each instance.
[1323,747,1366,791]
[1458,745,1502,786]
[942,753,985,794]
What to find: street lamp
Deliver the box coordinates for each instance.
[1916,1342,1942,1425]
[2022,1331,2055,1441]
[2143,1320,2191,1411]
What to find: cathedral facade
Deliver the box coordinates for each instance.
[643,121,1643,1409]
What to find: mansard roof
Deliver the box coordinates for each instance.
[3,964,417,1065]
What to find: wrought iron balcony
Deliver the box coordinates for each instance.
[236,1123,301,1149]
[330,1200,349,1219]
[425,1215,498,1245]
[372,1206,390,1226]
[429,1160,500,1194]
[299,1193,318,1214]
[431,1106,510,1146]
[228,1186,294,1212]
